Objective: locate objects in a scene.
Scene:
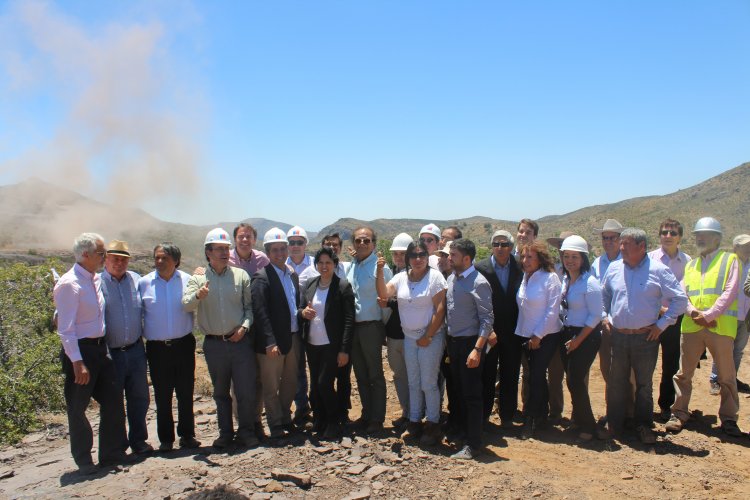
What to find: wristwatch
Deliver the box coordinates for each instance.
[473,346,482,352]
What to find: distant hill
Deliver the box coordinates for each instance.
[1,162,748,267]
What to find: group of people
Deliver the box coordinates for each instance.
[52,215,750,473]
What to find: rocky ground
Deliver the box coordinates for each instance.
[2,348,750,499]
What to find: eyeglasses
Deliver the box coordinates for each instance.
[601,235,619,242]
[410,252,428,259]
[492,241,512,248]
[95,251,107,257]
[354,238,372,245]
[660,230,679,237]
[288,240,305,246]
[419,237,436,244]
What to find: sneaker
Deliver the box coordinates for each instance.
[450,445,481,460]
[365,421,384,435]
[158,442,174,452]
[212,435,234,449]
[131,442,154,455]
[737,378,750,393]
[721,420,743,437]
[419,422,441,446]
[400,421,422,441]
[179,436,201,449]
[665,416,683,434]
[637,425,656,444]
[709,380,721,396]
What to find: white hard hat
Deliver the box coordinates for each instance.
[264,227,288,246]
[205,228,232,246]
[287,225,308,241]
[560,235,589,254]
[390,232,414,251]
[419,223,441,239]
[692,217,722,235]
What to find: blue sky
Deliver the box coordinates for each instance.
[1,0,748,230]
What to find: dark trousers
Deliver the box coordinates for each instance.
[559,326,601,432]
[497,333,525,422]
[306,343,339,427]
[295,346,310,413]
[61,343,126,466]
[447,336,484,450]
[146,334,196,445]
[110,340,150,449]
[658,315,683,412]
[440,348,457,426]
[520,332,561,419]
[336,361,352,422]
[482,343,500,419]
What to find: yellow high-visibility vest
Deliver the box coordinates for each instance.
[681,250,738,338]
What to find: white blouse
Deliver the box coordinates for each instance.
[515,269,563,338]
[308,286,330,346]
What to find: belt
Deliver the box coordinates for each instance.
[204,332,235,342]
[148,333,193,346]
[112,339,142,351]
[615,327,651,335]
[78,337,105,345]
[355,320,381,326]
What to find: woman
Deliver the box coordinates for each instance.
[515,240,563,440]
[300,247,355,440]
[559,235,606,441]
[376,241,447,446]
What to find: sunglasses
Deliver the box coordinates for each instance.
[601,235,619,242]
[419,237,436,244]
[354,238,372,245]
[288,240,305,246]
[660,230,679,237]
[492,241,512,248]
[410,252,428,259]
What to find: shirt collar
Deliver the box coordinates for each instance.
[457,265,475,279]
[74,262,95,279]
[233,248,255,262]
[700,248,721,262]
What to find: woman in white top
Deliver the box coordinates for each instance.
[559,235,605,441]
[377,240,447,446]
[515,240,563,440]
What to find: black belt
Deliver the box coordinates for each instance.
[204,332,235,342]
[78,337,105,345]
[355,320,380,326]
[111,339,142,351]
[447,335,478,343]
[148,333,193,346]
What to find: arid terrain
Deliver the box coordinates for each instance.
[2,346,750,500]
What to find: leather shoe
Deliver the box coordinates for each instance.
[212,435,234,449]
[77,463,98,476]
[179,437,201,449]
[721,420,743,437]
[235,434,259,448]
[365,421,384,435]
[159,442,174,452]
[132,442,154,455]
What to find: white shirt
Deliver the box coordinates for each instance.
[139,270,194,341]
[287,254,314,276]
[388,268,447,339]
[515,269,563,338]
[308,286,330,345]
[298,262,347,291]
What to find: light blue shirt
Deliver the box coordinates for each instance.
[491,254,510,292]
[561,272,603,328]
[347,251,393,322]
[139,270,194,341]
[591,252,621,282]
[101,270,143,348]
[271,264,299,332]
[601,255,688,332]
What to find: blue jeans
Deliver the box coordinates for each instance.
[710,321,749,383]
[110,341,150,448]
[607,331,659,432]
[404,330,445,423]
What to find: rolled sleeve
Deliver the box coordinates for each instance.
[584,277,604,328]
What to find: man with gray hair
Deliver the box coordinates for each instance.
[54,233,127,474]
[601,228,687,444]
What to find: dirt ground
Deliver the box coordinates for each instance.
[2,344,750,500]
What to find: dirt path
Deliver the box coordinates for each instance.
[2,348,750,499]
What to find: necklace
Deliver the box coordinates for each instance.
[318,279,332,289]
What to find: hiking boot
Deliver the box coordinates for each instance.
[665,415,683,434]
[419,422,441,446]
[400,421,422,441]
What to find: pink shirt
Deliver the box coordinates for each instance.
[229,248,269,277]
[683,249,740,323]
[53,263,106,362]
[649,246,691,309]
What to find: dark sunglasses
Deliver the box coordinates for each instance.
[601,235,619,242]
[419,237,436,244]
[660,230,679,237]
[288,240,306,246]
[492,241,512,248]
[354,238,372,245]
[410,252,428,259]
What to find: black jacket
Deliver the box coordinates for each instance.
[299,274,355,354]
[251,264,300,355]
[474,255,522,338]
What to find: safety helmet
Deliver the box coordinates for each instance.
[390,232,414,252]
[560,235,589,254]
[205,228,232,246]
[692,217,722,235]
[419,223,441,239]
[263,227,288,246]
[287,225,308,241]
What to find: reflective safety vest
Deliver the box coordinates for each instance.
[681,250,738,338]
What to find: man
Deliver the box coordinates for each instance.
[514,218,538,256]
[183,228,256,448]
[647,219,691,420]
[475,230,523,428]
[601,228,687,444]
[230,223,270,276]
[299,233,348,283]
[346,226,393,434]
[252,227,301,439]
[709,234,750,393]
[100,240,151,455]
[440,226,463,250]
[139,243,199,451]
[436,241,453,277]
[286,225,313,425]
[419,223,442,269]
[445,239,494,460]
[667,218,743,437]
[54,233,126,474]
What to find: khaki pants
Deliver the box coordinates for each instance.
[672,328,739,423]
[257,334,301,430]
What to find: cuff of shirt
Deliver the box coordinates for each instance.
[654,317,670,332]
